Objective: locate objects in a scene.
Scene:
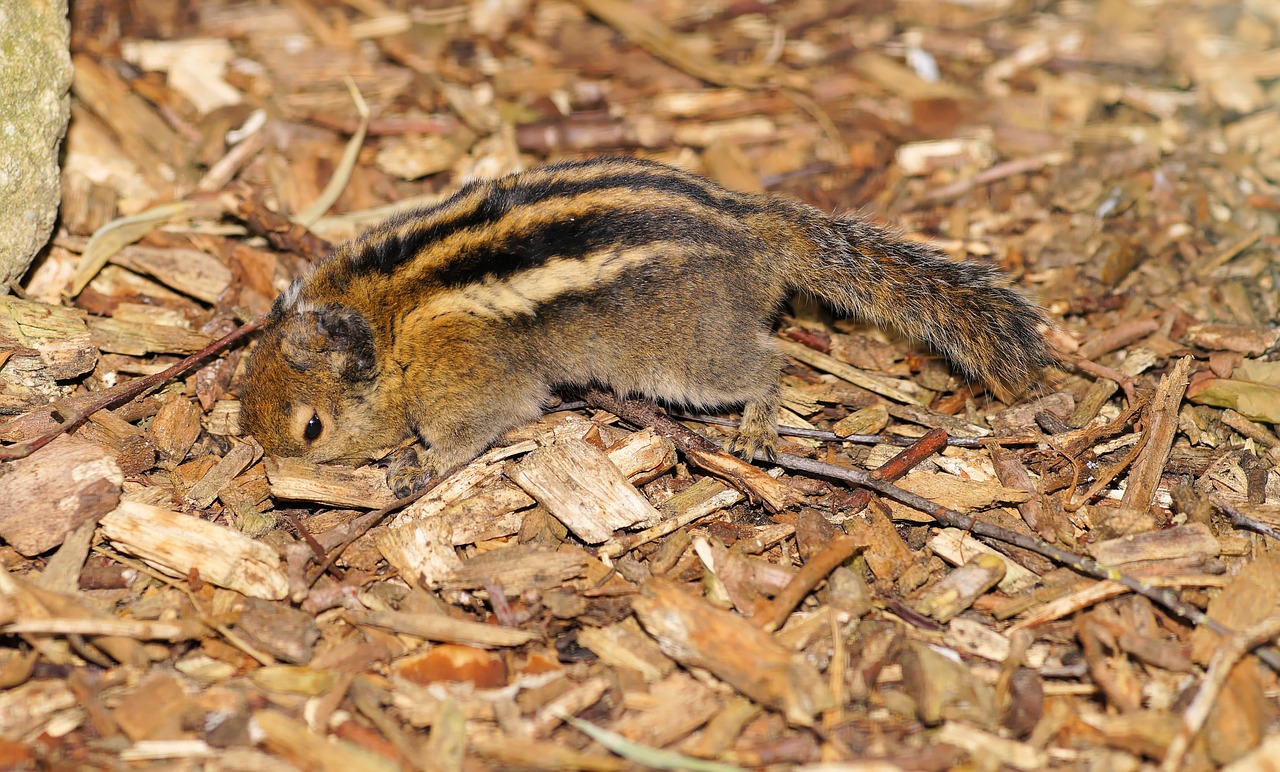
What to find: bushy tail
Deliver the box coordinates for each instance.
[799,213,1052,398]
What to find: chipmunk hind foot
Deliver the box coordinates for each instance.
[726,387,781,463]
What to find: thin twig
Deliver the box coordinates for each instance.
[671,412,1040,448]
[1062,353,1140,402]
[585,389,802,512]
[1212,496,1280,542]
[0,316,263,461]
[768,450,1280,673]
[913,150,1071,206]
[1160,613,1280,772]
[304,467,461,588]
[842,427,948,515]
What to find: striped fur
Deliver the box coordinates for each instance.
[241,157,1051,479]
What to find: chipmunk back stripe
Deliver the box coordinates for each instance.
[349,160,753,275]
[425,195,747,289]
[419,239,695,321]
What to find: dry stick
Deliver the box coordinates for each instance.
[1057,430,1148,513]
[754,535,861,632]
[1057,390,1148,458]
[1160,613,1280,772]
[0,316,264,461]
[1122,356,1193,511]
[1210,496,1280,542]
[281,512,337,579]
[846,427,948,514]
[569,0,776,91]
[770,450,1280,673]
[673,412,1040,449]
[303,466,464,588]
[1220,408,1280,450]
[220,182,332,261]
[915,150,1072,205]
[1063,354,1140,403]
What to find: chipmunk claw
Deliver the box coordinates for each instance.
[726,429,778,464]
[385,446,432,499]
[729,393,781,464]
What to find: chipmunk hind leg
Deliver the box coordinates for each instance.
[700,333,784,463]
[731,382,782,462]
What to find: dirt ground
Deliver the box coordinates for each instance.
[2,0,1280,769]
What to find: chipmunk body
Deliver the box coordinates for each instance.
[241,157,1050,478]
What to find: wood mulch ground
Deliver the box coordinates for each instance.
[3,0,1280,768]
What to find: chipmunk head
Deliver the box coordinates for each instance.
[241,298,406,465]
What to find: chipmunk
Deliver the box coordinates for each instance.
[240,157,1051,488]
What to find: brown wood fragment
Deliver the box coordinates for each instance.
[0,436,121,556]
[343,610,537,648]
[185,439,260,508]
[264,456,396,509]
[232,596,320,665]
[70,55,189,187]
[113,672,192,741]
[576,619,675,683]
[1189,550,1280,664]
[1068,378,1120,428]
[469,735,624,772]
[111,245,233,304]
[1121,356,1193,513]
[900,641,996,728]
[441,545,589,593]
[569,0,782,90]
[0,681,74,742]
[1076,318,1159,362]
[598,477,742,559]
[253,709,398,772]
[844,499,915,582]
[1163,615,1280,770]
[0,296,97,383]
[912,553,1008,623]
[683,697,762,759]
[990,446,1051,538]
[1087,522,1220,567]
[1221,409,1280,449]
[584,389,802,511]
[33,518,99,594]
[928,528,1038,594]
[509,436,661,543]
[631,577,833,726]
[1184,323,1280,356]
[842,428,948,517]
[99,500,288,600]
[147,395,203,467]
[89,316,213,357]
[613,672,723,748]
[221,182,332,261]
[753,535,861,632]
[603,427,678,485]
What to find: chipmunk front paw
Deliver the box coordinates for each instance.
[385,446,433,499]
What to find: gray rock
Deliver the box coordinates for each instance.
[0,0,72,286]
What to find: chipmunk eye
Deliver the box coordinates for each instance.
[303,413,323,442]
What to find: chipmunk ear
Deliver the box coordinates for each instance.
[279,304,377,382]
